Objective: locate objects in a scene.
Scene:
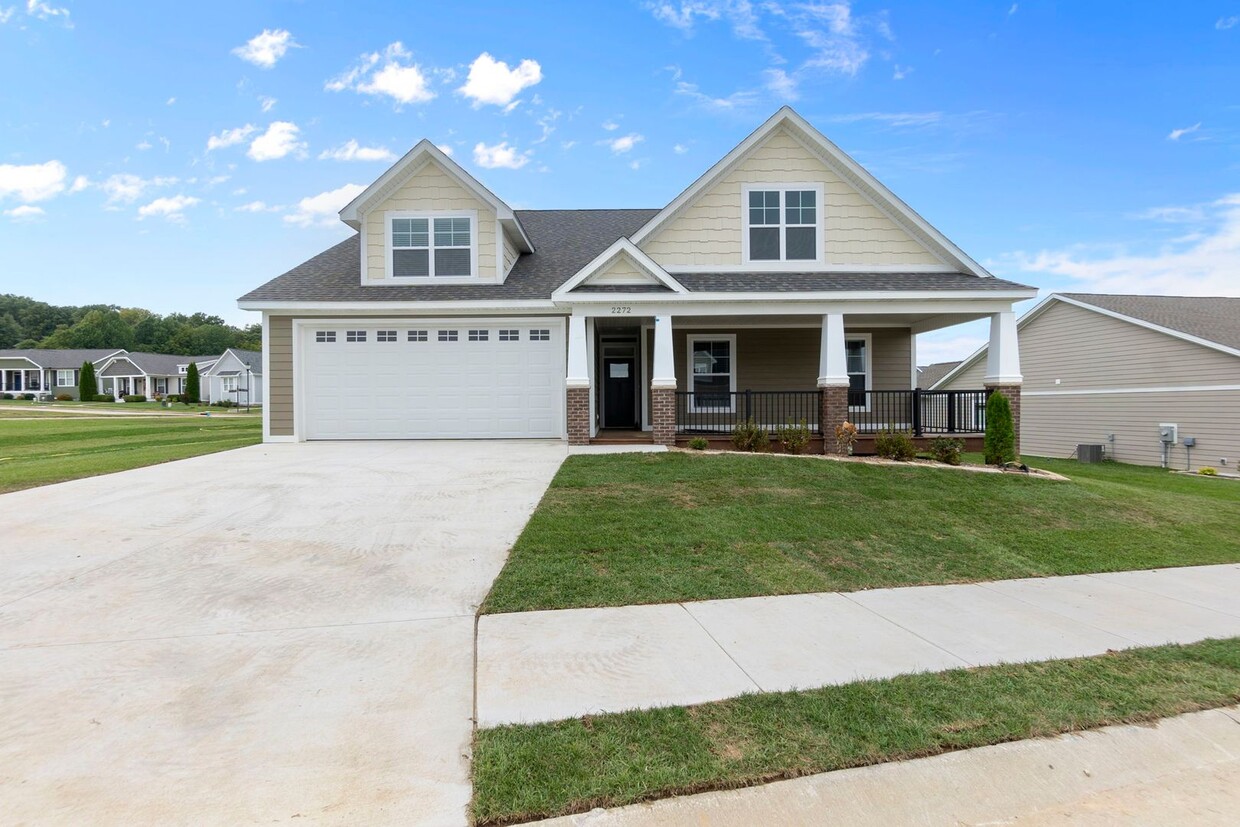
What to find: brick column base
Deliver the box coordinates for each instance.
[566,386,591,445]
[985,384,1022,457]
[819,384,850,454]
[651,386,676,446]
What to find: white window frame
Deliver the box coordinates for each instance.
[56,369,74,387]
[685,334,738,413]
[385,209,479,282]
[220,376,239,393]
[845,333,873,413]
[740,183,825,269]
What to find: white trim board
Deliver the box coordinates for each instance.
[1024,384,1240,396]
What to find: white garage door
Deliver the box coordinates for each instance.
[301,320,564,439]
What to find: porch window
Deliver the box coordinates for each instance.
[688,335,736,411]
[390,214,474,278]
[846,337,870,408]
[744,185,822,263]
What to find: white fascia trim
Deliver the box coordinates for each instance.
[661,263,959,274]
[1025,384,1240,396]
[560,288,1037,304]
[238,299,559,313]
[629,106,990,277]
[553,238,688,298]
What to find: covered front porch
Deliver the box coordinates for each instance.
[564,301,1022,452]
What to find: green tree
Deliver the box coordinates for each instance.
[55,309,135,350]
[0,313,21,348]
[984,390,1017,465]
[185,362,200,403]
[78,361,97,400]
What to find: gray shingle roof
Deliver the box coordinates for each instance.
[122,353,219,375]
[239,209,1027,303]
[0,348,124,369]
[917,361,961,388]
[1061,293,1240,352]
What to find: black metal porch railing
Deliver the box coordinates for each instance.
[674,389,989,436]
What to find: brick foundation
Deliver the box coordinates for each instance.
[819,384,851,454]
[566,386,591,445]
[985,384,1022,456]
[651,386,676,446]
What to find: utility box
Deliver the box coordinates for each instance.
[1159,423,1178,444]
[1078,444,1105,463]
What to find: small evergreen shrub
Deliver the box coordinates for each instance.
[984,390,1017,465]
[55,394,73,401]
[775,419,811,454]
[1,393,12,400]
[730,418,769,452]
[185,362,200,403]
[21,393,35,401]
[78,361,97,401]
[93,394,115,402]
[875,428,917,461]
[1198,467,1219,476]
[929,437,965,466]
[688,436,709,451]
[211,399,236,408]
[122,394,147,403]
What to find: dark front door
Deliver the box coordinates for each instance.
[603,356,637,428]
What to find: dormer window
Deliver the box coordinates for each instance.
[743,185,823,264]
[389,211,476,278]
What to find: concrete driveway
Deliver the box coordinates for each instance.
[0,441,566,826]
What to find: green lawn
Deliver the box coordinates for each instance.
[0,398,258,413]
[0,415,262,493]
[472,637,1240,825]
[483,452,1240,614]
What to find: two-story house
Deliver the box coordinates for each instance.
[238,107,1035,448]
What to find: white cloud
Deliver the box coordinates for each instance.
[100,173,177,205]
[473,141,530,170]
[318,139,397,162]
[1167,122,1201,141]
[206,124,256,151]
[673,143,689,154]
[916,333,987,365]
[645,1,764,40]
[763,68,798,100]
[234,200,280,213]
[136,140,153,151]
[247,121,306,161]
[436,144,454,156]
[137,194,200,222]
[1004,194,1240,297]
[284,182,365,228]
[604,133,644,154]
[602,119,619,131]
[0,7,14,24]
[4,204,45,220]
[1216,15,1238,30]
[326,42,434,106]
[0,160,67,202]
[458,52,542,108]
[69,175,90,193]
[25,0,71,26]
[259,95,277,112]
[1008,3,1018,15]
[629,159,644,171]
[674,80,759,111]
[166,96,176,106]
[829,111,943,127]
[233,29,298,69]
[892,64,911,80]
[534,109,560,144]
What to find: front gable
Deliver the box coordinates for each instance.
[633,108,985,276]
[553,239,686,299]
[100,357,142,377]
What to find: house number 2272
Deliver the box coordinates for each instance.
[610,306,632,314]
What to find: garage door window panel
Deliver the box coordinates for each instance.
[390,213,476,279]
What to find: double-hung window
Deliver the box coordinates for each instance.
[390,213,474,278]
[221,376,239,393]
[56,369,75,387]
[744,186,821,263]
[845,337,870,409]
[687,335,736,411]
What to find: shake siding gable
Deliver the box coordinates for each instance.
[363,159,498,282]
[638,128,942,269]
[268,316,294,436]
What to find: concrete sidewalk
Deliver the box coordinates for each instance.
[534,705,1240,826]
[478,563,1240,726]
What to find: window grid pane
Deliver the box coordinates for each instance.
[346,330,366,343]
[468,329,489,342]
[408,330,428,342]
[530,329,550,341]
[499,329,518,341]
[438,330,458,342]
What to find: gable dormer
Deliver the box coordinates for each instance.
[339,141,533,286]
[631,107,988,276]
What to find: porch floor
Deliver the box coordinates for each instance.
[591,429,654,446]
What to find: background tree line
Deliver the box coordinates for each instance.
[0,294,260,355]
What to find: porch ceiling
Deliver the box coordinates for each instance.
[669,312,992,332]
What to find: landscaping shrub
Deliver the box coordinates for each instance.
[93,394,115,402]
[834,420,859,455]
[984,390,1017,465]
[1,393,12,400]
[185,362,200,404]
[1199,467,1219,476]
[874,428,917,461]
[729,418,769,452]
[21,393,35,401]
[78,361,97,401]
[122,394,147,403]
[55,394,73,401]
[687,437,709,451]
[775,419,811,454]
[211,399,236,408]
[929,437,964,466]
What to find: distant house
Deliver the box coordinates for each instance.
[935,293,1240,471]
[0,349,125,399]
[916,361,960,389]
[201,348,262,406]
[96,352,220,399]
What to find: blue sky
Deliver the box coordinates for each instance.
[2,1,1237,361]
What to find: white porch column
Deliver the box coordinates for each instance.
[566,312,590,389]
[651,315,676,389]
[566,311,592,444]
[816,313,849,387]
[983,311,1022,385]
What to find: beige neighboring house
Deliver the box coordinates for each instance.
[935,293,1240,471]
[96,352,220,399]
[238,107,1036,447]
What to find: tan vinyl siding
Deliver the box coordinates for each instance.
[268,315,293,436]
[1021,391,1240,472]
[502,229,519,277]
[941,355,987,388]
[363,159,497,282]
[640,128,941,269]
[583,255,659,286]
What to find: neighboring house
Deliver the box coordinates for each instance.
[916,361,961,389]
[238,107,1036,446]
[96,352,220,399]
[0,349,126,399]
[935,293,1240,471]
[201,348,262,405]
